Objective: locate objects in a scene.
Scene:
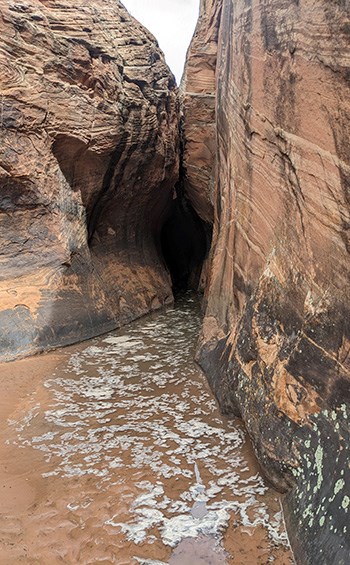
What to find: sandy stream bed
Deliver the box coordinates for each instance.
[0,296,294,564]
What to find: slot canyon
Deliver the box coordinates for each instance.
[0,0,349,564]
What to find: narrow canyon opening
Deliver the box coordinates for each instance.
[160,191,211,294]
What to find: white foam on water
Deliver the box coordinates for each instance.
[8,298,290,553]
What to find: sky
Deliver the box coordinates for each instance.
[121,0,200,84]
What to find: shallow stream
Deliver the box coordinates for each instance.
[0,295,294,564]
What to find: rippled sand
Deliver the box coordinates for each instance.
[0,295,294,564]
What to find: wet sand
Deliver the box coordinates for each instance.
[0,296,294,564]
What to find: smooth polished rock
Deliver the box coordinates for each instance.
[0,0,179,360]
[181,0,221,225]
[183,1,350,563]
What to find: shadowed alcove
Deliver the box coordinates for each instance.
[160,194,211,293]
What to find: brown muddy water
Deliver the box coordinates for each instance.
[0,295,294,564]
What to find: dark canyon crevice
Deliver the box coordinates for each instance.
[160,193,211,293]
[161,120,212,294]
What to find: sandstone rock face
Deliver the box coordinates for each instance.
[183,0,350,562]
[180,0,222,291]
[0,0,179,360]
[181,0,221,225]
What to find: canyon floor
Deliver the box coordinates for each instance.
[0,295,294,564]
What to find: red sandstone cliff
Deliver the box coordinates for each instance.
[180,0,222,289]
[183,1,350,563]
[181,0,221,225]
[0,0,179,360]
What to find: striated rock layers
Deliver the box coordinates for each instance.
[181,0,221,225]
[0,0,179,361]
[183,0,350,563]
[180,0,222,292]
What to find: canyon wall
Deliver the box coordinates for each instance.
[181,0,221,225]
[0,0,179,361]
[183,0,350,563]
[180,0,221,291]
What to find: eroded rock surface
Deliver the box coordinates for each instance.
[183,1,350,563]
[0,0,179,360]
[181,0,221,226]
[180,0,221,291]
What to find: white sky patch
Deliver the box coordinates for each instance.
[121,0,200,83]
